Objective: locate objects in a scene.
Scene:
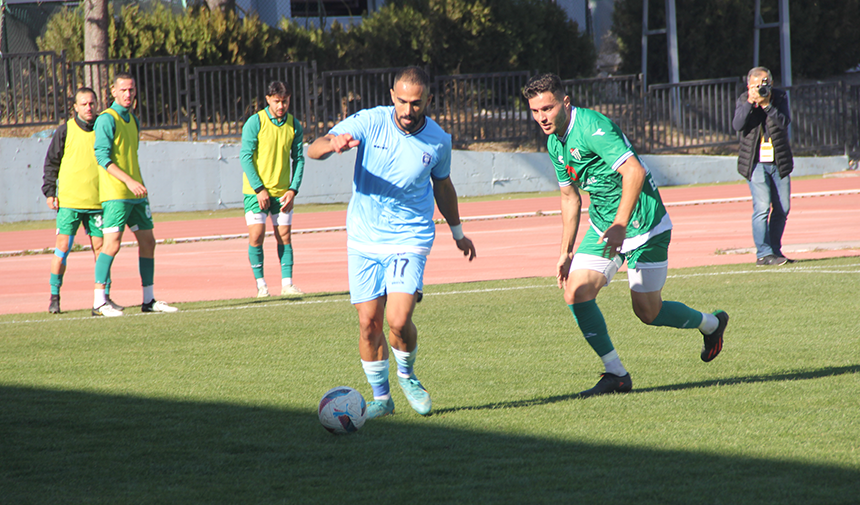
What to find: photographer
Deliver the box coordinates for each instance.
[733,66,794,266]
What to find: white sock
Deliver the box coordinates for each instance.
[601,350,628,376]
[282,277,292,287]
[143,285,154,304]
[93,289,106,309]
[256,278,267,288]
[699,312,719,334]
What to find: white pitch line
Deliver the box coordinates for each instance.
[3,263,858,326]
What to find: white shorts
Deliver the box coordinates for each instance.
[245,208,293,227]
[570,253,668,293]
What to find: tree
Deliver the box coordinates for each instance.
[612,0,860,83]
[83,0,109,104]
[205,0,236,13]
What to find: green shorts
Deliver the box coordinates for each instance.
[576,226,671,269]
[243,193,293,226]
[101,199,154,234]
[243,193,287,215]
[56,208,104,238]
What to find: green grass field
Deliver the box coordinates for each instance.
[2,257,859,504]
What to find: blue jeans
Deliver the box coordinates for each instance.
[748,163,791,258]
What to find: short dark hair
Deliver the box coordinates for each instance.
[393,66,430,89]
[522,73,564,100]
[266,81,291,98]
[113,72,135,85]
[75,87,97,101]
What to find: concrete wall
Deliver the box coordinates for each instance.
[0,137,848,223]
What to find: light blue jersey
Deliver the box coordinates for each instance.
[330,106,452,255]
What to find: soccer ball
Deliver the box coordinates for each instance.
[318,386,367,434]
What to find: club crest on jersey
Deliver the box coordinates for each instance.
[422,152,432,166]
[569,148,582,161]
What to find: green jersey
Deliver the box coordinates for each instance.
[548,107,672,252]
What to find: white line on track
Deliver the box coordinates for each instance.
[3,263,858,326]
[3,189,858,257]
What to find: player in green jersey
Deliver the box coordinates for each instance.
[523,73,728,397]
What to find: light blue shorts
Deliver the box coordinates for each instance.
[348,248,426,304]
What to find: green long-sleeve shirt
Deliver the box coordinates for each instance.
[239,106,305,194]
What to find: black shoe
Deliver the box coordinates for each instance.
[756,255,788,266]
[48,294,60,314]
[106,296,125,311]
[579,372,632,398]
[701,310,729,362]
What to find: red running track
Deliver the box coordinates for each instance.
[2,174,859,316]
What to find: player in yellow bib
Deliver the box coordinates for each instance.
[240,81,305,298]
[91,73,178,316]
[41,88,121,314]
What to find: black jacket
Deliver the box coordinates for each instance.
[41,115,96,198]
[732,87,794,180]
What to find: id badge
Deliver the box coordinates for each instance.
[759,139,774,163]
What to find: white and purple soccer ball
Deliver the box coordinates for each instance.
[318,386,367,434]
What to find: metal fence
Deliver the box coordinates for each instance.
[432,71,535,145]
[317,67,400,138]
[192,61,314,140]
[0,51,66,127]
[563,74,643,150]
[2,51,860,158]
[786,82,845,154]
[68,56,190,136]
[645,77,743,153]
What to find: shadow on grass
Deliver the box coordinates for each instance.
[435,365,860,412]
[1,384,857,504]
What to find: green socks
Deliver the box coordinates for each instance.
[277,244,293,279]
[649,301,704,329]
[248,245,264,279]
[94,253,114,285]
[139,257,154,287]
[49,273,63,295]
[569,299,615,357]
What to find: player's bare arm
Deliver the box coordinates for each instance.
[106,163,147,197]
[599,157,645,258]
[432,176,477,261]
[307,133,361,160]
[557,183,581,288]
[558,184,582,287]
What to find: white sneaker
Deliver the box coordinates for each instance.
[257,285,270,298]
[92,303,123,317]
[281,284,304,296]
[142,300,179,313]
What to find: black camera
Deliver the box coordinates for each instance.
[758,78,771,98]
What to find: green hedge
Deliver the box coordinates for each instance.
[38,0,595,78]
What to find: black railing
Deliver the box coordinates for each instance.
[68,56,190,137]
[2,51,859,158]
[432,71,535,146]
[0,51,66,127]
[192,61,314,140]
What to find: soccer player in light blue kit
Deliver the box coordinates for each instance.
[308,67,477,419]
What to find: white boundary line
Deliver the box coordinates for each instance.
[3,262,858,326]
[3,189,858,257]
